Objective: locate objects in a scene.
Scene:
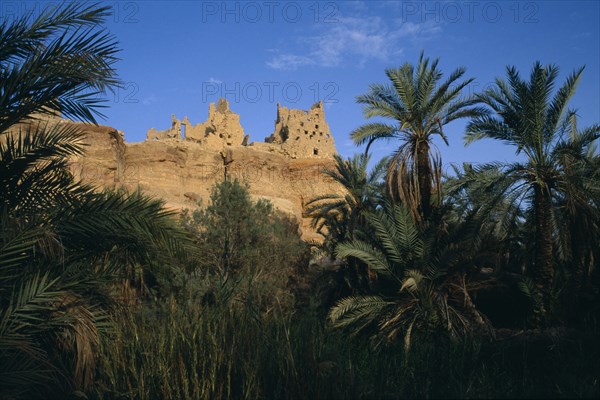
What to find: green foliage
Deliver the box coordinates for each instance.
[92,297,600,399]
[2,3,600,397]
[304,153,387,255]
[0,2,121,130]
[0,130,188,397]
[444,162,531,274]
[329,202,492,346]
[93,299,316,400]
[464,62,600,322]
[352,51,486,222]
[0,3,190,398]
[304,154,389,310]
[180,179,309,310]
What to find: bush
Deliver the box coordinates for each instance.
[179,179,310,311]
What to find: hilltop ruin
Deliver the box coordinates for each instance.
[3,100,342,240]
[66,99,342,241]
[146,98,336,159]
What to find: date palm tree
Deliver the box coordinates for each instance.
[351,52,485,223]
[328,202,491,347]
[304,153,387,252]
[465,62,600,322]
[444,162,530,274]
[303,154,387,306]
[0,3,190,397]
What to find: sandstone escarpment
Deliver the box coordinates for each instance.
[70,100,342,241]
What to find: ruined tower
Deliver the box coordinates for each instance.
[146,114,182,141]
[265,101,336,159]
[184,98,245,148]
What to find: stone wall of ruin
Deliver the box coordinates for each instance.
[265,101,336,159]
[145,98,336,159]
[184,98,246,148]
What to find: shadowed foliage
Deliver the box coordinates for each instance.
[464,62,600,323]
[304,153,387,255]
[329,202,492,347]
[0,3,191,398]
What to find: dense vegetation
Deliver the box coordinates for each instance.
[1,3,599,399]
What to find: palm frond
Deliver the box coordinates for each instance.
[335,240,396,278]
[0,2,121,131]
[328,295,391,328]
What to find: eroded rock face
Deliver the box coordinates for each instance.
[71,100,343,241]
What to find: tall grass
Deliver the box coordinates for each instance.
[92,298,351,400]
[92,296,600,399]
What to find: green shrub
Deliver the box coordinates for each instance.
[178,179,310,311]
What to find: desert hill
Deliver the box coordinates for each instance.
[67,99,342,241]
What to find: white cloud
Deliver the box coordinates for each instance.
[208,77,222,84]
[266,54,315,70]
[341,139,355,148]
[266,15,442,70]
[142,95,158,106]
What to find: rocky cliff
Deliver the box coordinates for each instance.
[69,99,342,241]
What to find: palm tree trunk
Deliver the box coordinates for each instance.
[533,185,554,322]
[416,141,431,221]
[566,223,588,317]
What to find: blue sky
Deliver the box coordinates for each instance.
[7,1,599,167]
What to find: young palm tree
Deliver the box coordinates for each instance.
[465,63,600,322]
[328,202,491,346]
[303,154,387,307]
[351,52,485,223]
[0,3,191,397]
[304,153,387,251]
[444,162,530,274]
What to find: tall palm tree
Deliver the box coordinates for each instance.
[351,52,485,223]
[465,63,600,322]
[0,3,191,397]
